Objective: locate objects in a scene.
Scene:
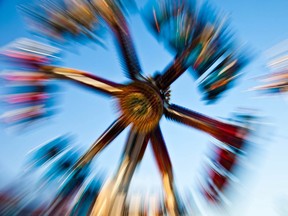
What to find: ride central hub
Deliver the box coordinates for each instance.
[117,81,163,133]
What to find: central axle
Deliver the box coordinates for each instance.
[117,81,164,133]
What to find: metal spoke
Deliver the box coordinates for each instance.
[90,0,144,80]
[114,129,149,193]
[44,117,127,215]
[165,104,248,147]
[150,125,182,216]
[156,37,201,90]
[113,24,144,80]
[90,128,149,216]
[42,66,123,95]
[73,116,127,169]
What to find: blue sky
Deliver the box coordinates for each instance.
[1,0,288,215]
